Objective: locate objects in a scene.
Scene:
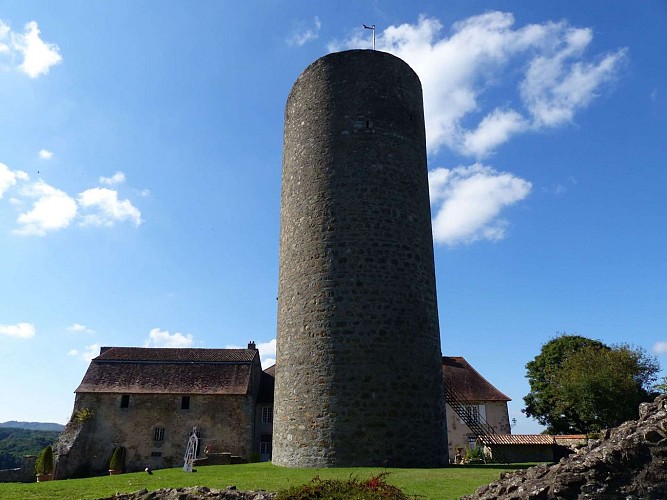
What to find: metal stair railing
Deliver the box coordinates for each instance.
[444,377,510,464]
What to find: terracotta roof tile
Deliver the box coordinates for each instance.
[479,434,556,446]
[442,356,511,402]
[76,347,258,395]
[96,347,257,363]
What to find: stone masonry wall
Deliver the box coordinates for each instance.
[57,391,254,477]
[0,455,36,483]
[274,49,448,467]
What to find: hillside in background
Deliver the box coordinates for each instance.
[0,428,61,470]
[0,421,65,432]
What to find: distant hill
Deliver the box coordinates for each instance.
[0,421,65,432]
[0,427,61,469]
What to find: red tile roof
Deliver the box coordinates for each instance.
[96,347,257,363]
[479,434,556,446]
[442,356,511,402]
[76,347,259,395]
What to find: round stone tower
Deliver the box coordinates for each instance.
[273,50,448,467]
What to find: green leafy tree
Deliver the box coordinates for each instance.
[653,376,667,395]
[523,335,660,433]
[558,344,659,431]
[523,334,606,433]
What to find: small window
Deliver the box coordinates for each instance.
[120,395,130,408]
[260,435,272,456]
[153,427,165,441]
[261,406,273,424]
[181,396,190,410]
[150,451,162,457]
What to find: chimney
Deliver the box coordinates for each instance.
[247,341,257,350]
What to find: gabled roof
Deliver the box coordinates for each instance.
[75,347,259,395]
[95,347,257,363]
[442,356,511,402]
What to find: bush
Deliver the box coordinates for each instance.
[35,445,54,475]
[109,447,125,471]
[464,447,486,464]
[275,473,415,500]
[71,408,95,426]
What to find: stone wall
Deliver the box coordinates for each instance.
[274,49,447,467]
[0,455,36,483]
[56,392,255,477]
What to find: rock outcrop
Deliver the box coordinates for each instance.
[100,486,275,499]
[464,395,667,499]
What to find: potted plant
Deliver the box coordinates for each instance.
[109,446,125,475]
[35,445,54,482]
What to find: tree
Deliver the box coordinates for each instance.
[654,376,667,395]
[35,445,54,476]
[523,334,660,434]
[558,344,659,431]
[523,334,606,433]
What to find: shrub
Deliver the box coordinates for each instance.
[275,473,415,500]
[109,447,125,471]
[464,447,486,464]
[71,408,95,426]
[35,445,54,475]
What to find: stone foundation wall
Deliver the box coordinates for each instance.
[0,455,36,483]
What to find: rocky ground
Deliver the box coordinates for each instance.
[463,395,667,499]
[99,485,275,499]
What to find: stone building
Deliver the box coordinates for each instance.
[274,49,448,467]
[54,347,512,477]
[55,343,272,478]
[443,356,512,460]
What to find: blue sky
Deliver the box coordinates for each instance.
[1,1,665,434]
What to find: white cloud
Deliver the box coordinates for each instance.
[77,187,142,227]
[652,342,667,354]
[99,171,126,186]
[13,21,62,78]
[2,163,143,235]
[67,323,96,335]
[15,180,77,235]
[68,343,100,362]
[0,322,36,339]
[287,17,321,47]
[0,163,29,199]
[145,328,194,348]
[38,149,54,160]
[330,12,627,157]
[429,163,532,245]
[257,339,276,369]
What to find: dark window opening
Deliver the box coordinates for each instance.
[153,427,165,441]
[181,396,190,410]
[366,120,370,128]
[261,406,273,424]
[260,434,272,456]
[151,451,162,457]
[120,395,130,408]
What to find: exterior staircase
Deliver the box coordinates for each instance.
[444,377,510,464]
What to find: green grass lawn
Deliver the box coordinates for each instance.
[0,462,533,499]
